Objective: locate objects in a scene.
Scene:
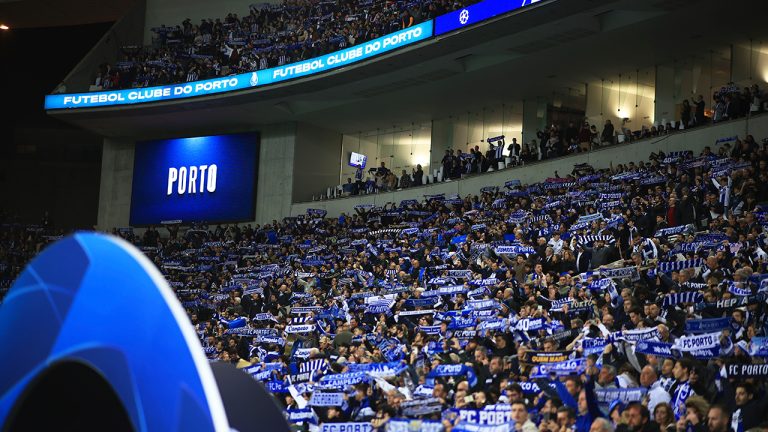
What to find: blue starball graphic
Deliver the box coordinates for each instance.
[0,233,231,431]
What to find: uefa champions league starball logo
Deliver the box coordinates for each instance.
[459,9,470,25]
[250,72,259,86]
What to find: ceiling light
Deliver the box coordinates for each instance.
[0,25,9,30]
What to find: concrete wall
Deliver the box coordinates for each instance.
[290,115,768,218]
[293,123,342,202]
[254,123,297,224]
[97,138,135,230]
[57,0,146,93]
[584,68,655,134]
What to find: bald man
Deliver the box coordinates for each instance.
[590,418,614,432]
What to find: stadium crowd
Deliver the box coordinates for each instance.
[2,134,768,432]
[92,0,476,91]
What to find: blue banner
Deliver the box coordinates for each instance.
[309,392,345,406]
[530,358,586,378]
[582,338,607,356]
[321,423,373,432]
[345,361,409,377]
[427,364,478,387]
[684,317,731,334]
[635,340,674,358]
[388,419,444,432]
[454,407,513,425]
[595,388,647,404]
[45,21,433,110]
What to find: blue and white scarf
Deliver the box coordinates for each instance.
[286,408,319,425]
[728,282,752,296]
[254,336,285,346]
[578,213,603,224]
[685,317,731,334]
[530,358,586,378]
[515,317,546,332]
[579,235,616,244]
[449,316,477,329]
[285,324,317,334]
[749,337,768,357]
[656,258,705,273]
[639,175,667,185]
[655,224,693,238]
[447,270,473,279]
[600,193,624,200]
[610,328,660,343]
[595,388,648,404]
[600,266,640,281]
[601,200,623,209]
[388,419,444,432]
[672,381,692,420]
[468,278,499,287]
[582,338,608,355]
[662,291,703,308]
[695,233,729,242]
[427,364,478,387]
[319,371,370,388]
[494,245,535,255]
[673,332,721,352]
[468,299,499,310]
[588,278,615,291]
[405,297,439,308]
[477,318,508,332]
[300,358,329,374]
[634,340,674,358]
[419,325,442,335]
[346,361,409,377]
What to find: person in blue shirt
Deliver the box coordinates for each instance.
[546,365,604,432]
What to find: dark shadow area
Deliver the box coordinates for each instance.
[4,361,134,432]
[210,361,291,432]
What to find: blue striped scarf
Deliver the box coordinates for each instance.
[579,235,616,244]
[636,238,658,260]
[299,358,329,374]
[600,193,624,200]
[601,200,623,209]
[655,224,693,238]
[656,258,705,273]
[662,291,703,308]
[694,233,728,242]
[728,282,752,296]
[639,175,667,185]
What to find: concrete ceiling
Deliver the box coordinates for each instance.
[0,0,136,28]
[49,0,768,139]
